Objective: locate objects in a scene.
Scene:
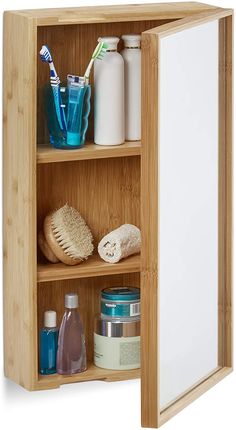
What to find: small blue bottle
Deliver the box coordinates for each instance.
[40,310,59,375]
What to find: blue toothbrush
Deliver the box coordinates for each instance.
[39,45,67,132]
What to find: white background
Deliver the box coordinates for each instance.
[0,1,235,429]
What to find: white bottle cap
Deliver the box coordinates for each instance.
[98,36,120,50]
[65,293,78,309]
[44,310,57,328]
[121,34,141,48]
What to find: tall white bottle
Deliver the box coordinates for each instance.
[94,37,124,146]
[121,35,141,141]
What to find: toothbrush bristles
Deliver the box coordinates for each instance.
[84,40,108,82]
[39,45,52,63]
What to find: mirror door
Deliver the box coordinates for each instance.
[141,8,233,428]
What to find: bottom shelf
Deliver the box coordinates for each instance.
[37,362,140,389]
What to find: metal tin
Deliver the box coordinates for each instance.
[94,315,140,338]
[101,287,140,318]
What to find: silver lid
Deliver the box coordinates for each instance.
[65,293,78,309]
[94,315,140,338]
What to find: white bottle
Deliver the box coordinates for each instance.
[121,34,141,141]
[94,37,124,146]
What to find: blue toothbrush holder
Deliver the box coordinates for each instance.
[44,83,91,149]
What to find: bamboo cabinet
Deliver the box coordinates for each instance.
[3,2,233,428]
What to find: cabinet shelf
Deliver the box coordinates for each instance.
[37,362,140,389]
[37,254,140,283]
[37,141,141,164]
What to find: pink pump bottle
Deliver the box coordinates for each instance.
[57,293,87,375]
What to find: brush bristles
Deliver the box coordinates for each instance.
[40,45,52,63]
[51,204,94,261]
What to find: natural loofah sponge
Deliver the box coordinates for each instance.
[44,204,94,265]
[98,224,141,264]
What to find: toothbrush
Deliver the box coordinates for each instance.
[84,40,108,85]
[39,45,67,132]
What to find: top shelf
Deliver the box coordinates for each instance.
[37,141,141,164]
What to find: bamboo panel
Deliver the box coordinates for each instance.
[37,156,140,253]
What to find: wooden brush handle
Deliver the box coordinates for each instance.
[44,213,82,266]
[38,230,59,263]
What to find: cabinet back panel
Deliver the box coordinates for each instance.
[37,273,140,363]
[37,156,140,262]
[37,19,174,143]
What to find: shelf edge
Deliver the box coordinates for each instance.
[37,255,141,283]
[37,366,140,390]
[37,142,141,164]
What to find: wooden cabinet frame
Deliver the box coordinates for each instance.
[3,3,233,428]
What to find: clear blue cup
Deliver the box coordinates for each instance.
[44,83,91,149]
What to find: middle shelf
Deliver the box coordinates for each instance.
[37,254,141,283]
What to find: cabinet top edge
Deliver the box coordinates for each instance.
[143,7,233,37]
[4,2,221,26]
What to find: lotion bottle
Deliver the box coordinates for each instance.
[121,34,141,141]
[94,36,124,145]
[57,293,87,375]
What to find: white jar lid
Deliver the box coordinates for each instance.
[98,36,119,50]
[44,310,57,328]
[121,34,141,48]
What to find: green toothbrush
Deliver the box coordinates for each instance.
[84,40,108,85]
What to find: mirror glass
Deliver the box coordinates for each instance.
[159,20,219,409]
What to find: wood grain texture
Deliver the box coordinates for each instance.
[37,273,140,366]
[3,12,38,390]
[218,17,226,368]
[224,13,233,368]
[141,32,159,429]
[218,12,233,371]
[37,157,140,251]
[38,254,140,283]
[11,3,217,26]
[37,141,141,164]
[37,362,140,389]
[144,7,232,37]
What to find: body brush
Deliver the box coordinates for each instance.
[43,204,94,265]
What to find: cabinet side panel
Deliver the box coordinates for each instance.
[3,12,37,389]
